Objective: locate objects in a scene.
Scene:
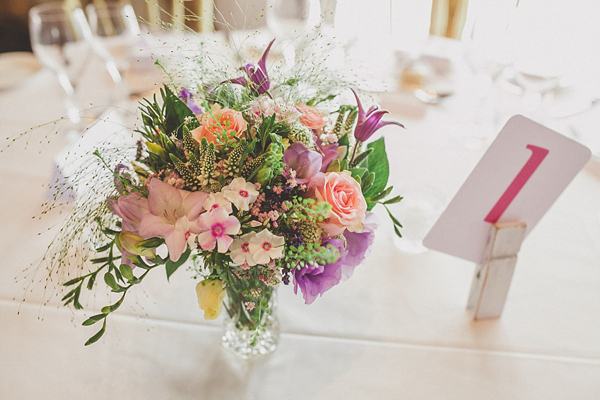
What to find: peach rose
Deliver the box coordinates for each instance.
[191,103,247,144]
[310,171,367,236]
[297,103,326,130]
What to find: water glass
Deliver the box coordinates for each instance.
[29,2,94,123]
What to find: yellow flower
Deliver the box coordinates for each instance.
[196,279,226,320]
[118,231,154,257]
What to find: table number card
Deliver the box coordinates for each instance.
[424,115,591,263]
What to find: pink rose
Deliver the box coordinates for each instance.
[297,103,326,130]
[310,171,367,236]
[191,103,247,145]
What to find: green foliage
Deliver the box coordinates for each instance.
[350,147,373,168]
[362,137,389,201]
[285,241,341,268]
[166,247,192,281]
[162,85,198,138]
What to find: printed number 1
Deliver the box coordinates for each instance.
[484,144,549,223]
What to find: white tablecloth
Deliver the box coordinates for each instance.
[1,35,599,399]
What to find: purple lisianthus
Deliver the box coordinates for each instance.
[340,212,379,281]
[351,88,404,142]
[283,142,322,184]
[293,238,346,305]
[178,88,204,114]
[230,39,275,95]
[292,213,379,304]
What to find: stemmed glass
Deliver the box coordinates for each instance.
[86,1,140,99]
[461,0,515,147]
[265,0,322,66]
[29,2,94,125]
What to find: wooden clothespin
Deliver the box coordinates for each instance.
[467,221,526,319]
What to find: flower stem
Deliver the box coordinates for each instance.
[349,140,362,166]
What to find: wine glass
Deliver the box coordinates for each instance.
[86,1,140,98]
[266,0,322,66]
[29,2,95,124]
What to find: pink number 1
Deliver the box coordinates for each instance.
[484,144,549,223]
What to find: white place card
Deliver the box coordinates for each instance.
[424,115,591,263]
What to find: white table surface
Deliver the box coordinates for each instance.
[1,34,600,399]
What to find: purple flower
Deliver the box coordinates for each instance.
[340,212,378,281]
[114,163,131,195]
[316,140,339,172]
[351,88,404,142]
[292,238,346,305]
[230,39,275,95]
[283,142,322,184]
[179,88,204,114]
[292,213,379,304]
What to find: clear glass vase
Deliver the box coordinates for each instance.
[221,285,280,359]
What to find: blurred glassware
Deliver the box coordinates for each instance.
[29,1,122,127]
[86,0,140,96]
[393,185,446,254]
[461,0,516,143]
[510,65,561,123]
[265,0,322,66]
[29,2,93,124]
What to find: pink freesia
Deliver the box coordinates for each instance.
[138,178,209,262]
[197,207,241,253]
[108,192,149,232]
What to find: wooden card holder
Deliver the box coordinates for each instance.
[467,221,526,319]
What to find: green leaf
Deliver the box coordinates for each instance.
[367,186,394,202]
[338,133,350,149]
[363,137,389,199]
[162,85,197,138]
[104,294,126,313]
[361,172,375,192]
[103,273,119,291]
[350,147,373,168]
[85,318,106,346]
[165,247,192,281]
[82,314,106,326]
[63,277,84,287]
[384,205,403,228]
[120,264,135,282]
[349,168,367,181]
[95,242,113,253]
[339,159,349,171]
[393,223,403,238]
[139,238,164,248]
[61,286,79,302]
[86,273,97,290]
[91,257,109,264]
[383,195,403,205]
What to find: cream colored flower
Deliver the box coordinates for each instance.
[118,231,154,257]
[248,229,285,264]
[196,279,226,320]
[222,177,259,211]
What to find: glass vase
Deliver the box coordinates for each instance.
[221,285,280,359]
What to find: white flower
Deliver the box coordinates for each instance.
[223,177,259,211]
[203,192,233,214]
[248,229,285,264]
[229,232,257,267]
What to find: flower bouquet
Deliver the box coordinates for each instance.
[41,39,404,358]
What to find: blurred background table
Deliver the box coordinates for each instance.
[1,1,600,399]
